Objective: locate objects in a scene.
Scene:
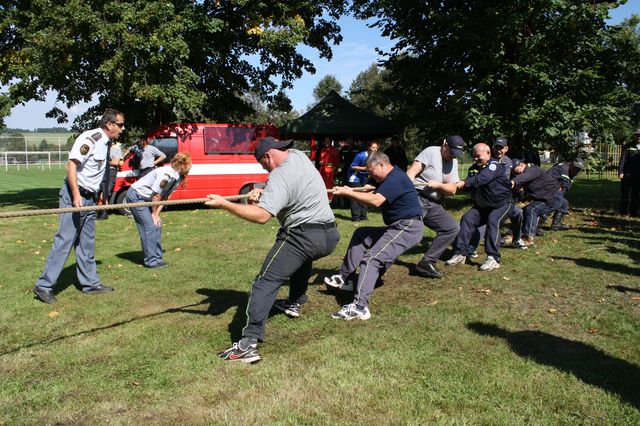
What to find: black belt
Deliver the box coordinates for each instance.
[295,222,337,231]
[78,186,96,199]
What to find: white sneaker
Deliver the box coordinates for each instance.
[445,254,466,266]
[510,238,528,249]
[331,303,371,320]
[324,275,355,291]
[469,251,479,259]
[479,256,500,271]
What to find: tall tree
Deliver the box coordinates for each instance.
[352,0,639,152]
[0,0,347,133]
[313,74,343,102]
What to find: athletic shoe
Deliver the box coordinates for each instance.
[415,261,444,278]
[445,254,466,266]
[218,341,260,364]
[469,250,479,259]
[479,256,500,271]
[510,239,528,249]
[274,299,301,318]
[324,275,354,291]
[331,303,371,321]
[523,236,536,247]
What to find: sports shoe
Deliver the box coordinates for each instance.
[510,238,528,249]
[479,256,500,271]
[324,275,354,291]
[331,303,371,321]
[469,250,479,259]
[274,299,301,318]
[523,236,536,247]
[415,260,444,278]
[445,254,466,266]
[218,340,260,364]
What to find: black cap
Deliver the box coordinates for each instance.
[494,137,508,147]
[254,137,293,160]
[512,158,524,168]
[446,135,465,158]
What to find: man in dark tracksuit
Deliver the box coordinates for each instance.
[619,129,640,217]
[512,160,560,246]
[547,158,584,230]
[205,137,339,364]
[445,143,513,271]
[324,151,424,320]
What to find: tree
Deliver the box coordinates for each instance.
[313,74,343,102]
[239,90,299,128]
[38,139,49,151]
[0,0,348,135]
[352,0,639,153]
[347,64,388,116]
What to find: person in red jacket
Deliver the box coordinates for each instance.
[318,137,340,200]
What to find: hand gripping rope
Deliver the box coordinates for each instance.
[0,186,385,219]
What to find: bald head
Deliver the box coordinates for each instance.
[472,143,491,166]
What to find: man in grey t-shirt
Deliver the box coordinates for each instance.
[205,137,339,364]
[406,135,465,279]
[124,140,166,177]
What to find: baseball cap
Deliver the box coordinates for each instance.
[494,137,508,147]
[572,158,585,170]
[446,135,465,158]
[512,158,524,168]
[254,136,293,160]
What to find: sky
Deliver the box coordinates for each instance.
[4,2,639,130]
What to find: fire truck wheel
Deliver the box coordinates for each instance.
[115,189,133,217]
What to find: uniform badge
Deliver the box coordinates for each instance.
[90,132,102,142]
[489,163,497,171]
[160,179,168,189]
[80,144,90,155]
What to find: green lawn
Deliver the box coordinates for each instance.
[0,170,638,424]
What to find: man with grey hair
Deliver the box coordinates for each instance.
[325,151,424,320]
[446,143,513,271]
[33,108,126,304]
[406,135,465,278]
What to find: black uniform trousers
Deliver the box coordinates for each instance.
[454,203,513,262]
[242,224,340,341]
[620,176,640,216]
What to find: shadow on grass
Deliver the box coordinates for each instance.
[606,284,640,294]
[3,289,247,357]
[467,322,640,410]
[115,250,145,265]
[35,261,105,297]
[552,256,640,276]
[0,187,60,210]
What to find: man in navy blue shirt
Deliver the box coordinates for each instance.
[325,151,424,320]
[445,143,513,271]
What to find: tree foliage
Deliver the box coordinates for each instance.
[0,0,347,134]
[312,74,343,102]
[351,0,640,152]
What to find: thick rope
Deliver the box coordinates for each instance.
[0,186,378,219]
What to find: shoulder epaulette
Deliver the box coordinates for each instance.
[90,132,102,143]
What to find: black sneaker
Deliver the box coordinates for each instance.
[274,299,301,318]
[415,261,444,278]
[33,287,57,304]
[218,341,260,364]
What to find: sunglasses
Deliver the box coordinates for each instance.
[111,121,125,128]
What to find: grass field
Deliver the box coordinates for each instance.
[0,170,639,424]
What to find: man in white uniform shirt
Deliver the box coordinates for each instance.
[33,109,125,304]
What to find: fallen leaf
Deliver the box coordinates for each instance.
[48,311,59,318]
[132,381,140,386]
[476,288,491,295]
[553,293,559,298]
[631,296,640,301]
[41,240,47,243]
[552,239,558,243]
[535,251,541,256]
[107,264,112,269]
[502,277,511,281]
[174,247,182,252]
[549,258,555,262]
[588,328,599,333]
[117,264,123,268]
[16,240,23,244]
[427,300,439,305]
[33,251,40,255]
[114,275,120,281]
[548,308,557,313]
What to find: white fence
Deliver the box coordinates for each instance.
[1,151,69,171]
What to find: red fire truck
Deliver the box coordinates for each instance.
[111,122,279,214]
